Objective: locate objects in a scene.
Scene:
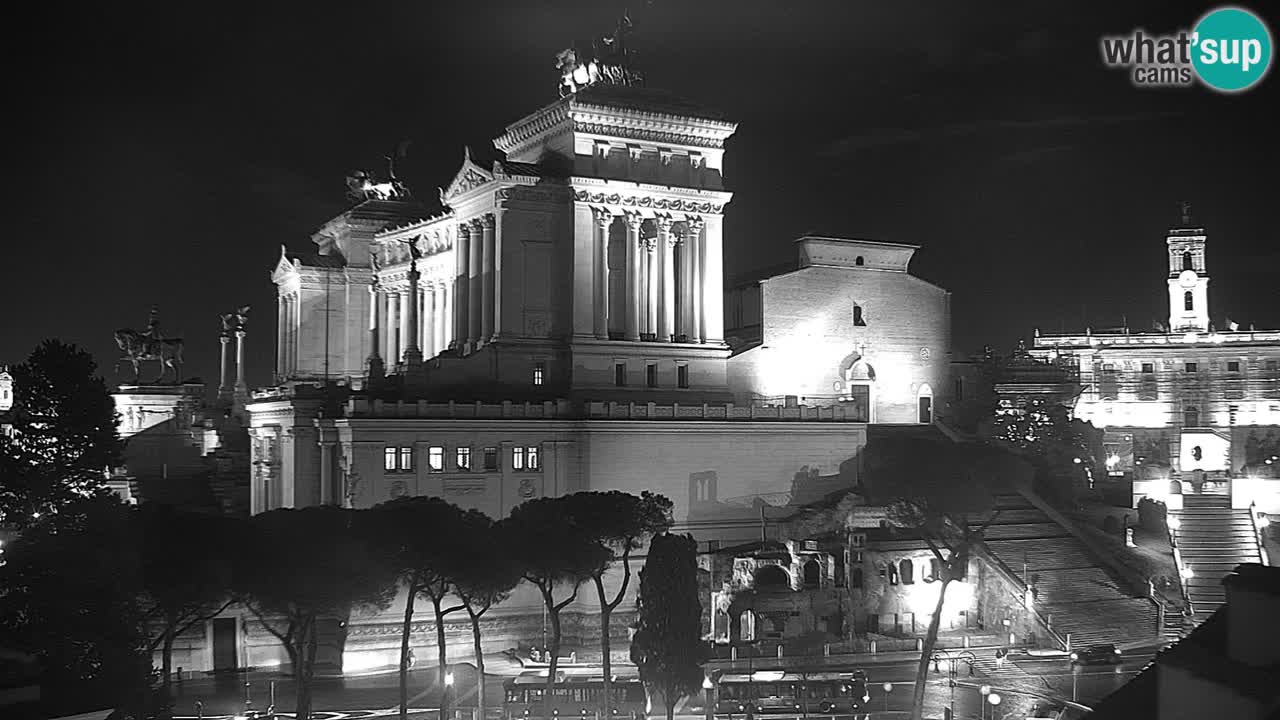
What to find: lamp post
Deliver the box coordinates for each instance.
[987,692,1001,720]
[445,668,456,720]
[882,682,892,714]
[978,685,990,720]
[703,676,715,720]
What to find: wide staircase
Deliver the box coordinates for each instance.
[1172,493,1264,622]
[977,494,1159,649]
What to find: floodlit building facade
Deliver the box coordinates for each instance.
[1029,214,1280,514]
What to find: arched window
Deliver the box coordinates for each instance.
[755,564,790,591]
[1183,406,1199,427]
[1184,291,1194,311]
[1168,480,1183,495]
[853,305,866,326]
[1182,251,1193,271]
[803,559,821,588]
[899,559,914,585]
[855,256,865,266]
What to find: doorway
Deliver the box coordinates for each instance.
[918,396,933,424]
[212,618,238,672]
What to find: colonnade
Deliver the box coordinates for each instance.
[592,210,710,343]
[276,291,300,377]
[370,280,454,364]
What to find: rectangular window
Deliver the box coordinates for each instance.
[646,363,657,388]
[615,362,626,387]
[428,446,444,472]
[1227,360,1241,372]
[1142,362,1155,374]
[527,445,540,470]
[399,447,413,472]
[483,447,498,471]
[953,378,963,401]
[533,362,545,386]
[1103,363,1115,372]
[384,447,397,472]
[456,446,472,471]
[1185,362,1198,373]
[677,364,689,389]
[513,446,525,470]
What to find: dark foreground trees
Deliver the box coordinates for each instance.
[630,533,705,720]
[452,511,522,720]
[236,506,397,720]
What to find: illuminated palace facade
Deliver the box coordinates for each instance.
[227,80,954,674]
[1029,215,1280,512]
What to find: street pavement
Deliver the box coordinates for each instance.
[167,645,1159,720]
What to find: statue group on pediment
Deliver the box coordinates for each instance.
[555,12,644,96]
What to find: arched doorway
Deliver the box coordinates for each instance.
[803,559,821,588]
[755,565,790,591]
[917,383,934,424]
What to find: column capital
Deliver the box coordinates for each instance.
[458,221,473,237]
[592,207,614,229]
[624,212,644,231]
[685,216,706,234]
[235,329,247,339]
[655,215,675,232]
[480,213,496,229]
[641,236,658,253]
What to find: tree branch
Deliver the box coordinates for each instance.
[553,582,582,612]
[604,542,634,613]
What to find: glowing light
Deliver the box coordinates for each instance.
[342,651,390,673]
[1072,457,1082,464]
[259,658,282,668]
[1106,454,1120,468]
[702,677,714,690]
[979,685,991,696]
[882,682,893,693]
[1167,516,1181,530]
[1258,515,1270,528]
[1181,566,1194,580]
[445,672,455,686]
[751,671,785,682]
[988,693,1001,706]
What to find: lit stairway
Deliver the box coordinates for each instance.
[1171,493,1263,622]
[977,494,1159,649]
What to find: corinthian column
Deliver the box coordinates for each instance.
[235,329,248,391]
[645,238,658,338]
[687,217,706,343]
[593,209,611,339]
[219,333,231,394]
[481,214,496,342]
[276,296,286,380]
[424,284,436,358]
[399,287,413,365]
[657,217,675,341]
[625,213,642,341]
[403,259,422,368]
[468,219,483,349]
[455,223,470,351]
[386,291,399,362]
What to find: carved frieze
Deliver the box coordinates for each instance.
[444,480,486,497]
[574,190,723,215]
[572,121,727,149]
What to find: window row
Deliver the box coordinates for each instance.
[384,444,541,473]
[614,361,690,388]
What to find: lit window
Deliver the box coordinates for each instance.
[615,362,626,387]
[399,447,413,472]
[483,447,498,471]
[533,362,545,386]
[513,446,540,471]
[677,364,689,389]
[428,446,444,472]
[513,446,525,470]
[1227,361,1240,372]
[1184,291,1193,311]
[1185,362,1198,373]
[527,445,540,470]
[456,446,471,471]
[646,363,657,388]
[384,447,397,472]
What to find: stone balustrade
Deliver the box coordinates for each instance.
[584,401,867,421]
[337,398,870,421]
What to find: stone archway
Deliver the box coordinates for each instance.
[755,564,790,591]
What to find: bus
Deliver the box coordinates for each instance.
[714,670,870,717]
[504,669,647,720]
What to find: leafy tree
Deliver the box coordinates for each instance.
[0,495,156,718]
[0,340,123,528]
[235,507,397,720]
[137,506,239,704]
[565,491,673,716]
[991,398,1099,507]
[630,533,705,720]
[452,511,522,720]
[367,497,472,720]
[502,497,610,712]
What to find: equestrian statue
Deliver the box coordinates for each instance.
[114,306,185,384]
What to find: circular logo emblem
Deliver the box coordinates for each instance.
[1192,7,1273,92]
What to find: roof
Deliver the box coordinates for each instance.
[570,83,731,123]
[290,253,346,269]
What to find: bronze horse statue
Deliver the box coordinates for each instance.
[114,328,184,384]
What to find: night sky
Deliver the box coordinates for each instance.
[7,1,1278,389]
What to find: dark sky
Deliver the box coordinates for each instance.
[6,1,1278,389]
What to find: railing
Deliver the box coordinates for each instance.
[1249,501,1270,566]
[1167,516,1195,618]
[585,401,869,422]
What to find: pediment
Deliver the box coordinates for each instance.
[441,148,495,203]
[271,246,300,284]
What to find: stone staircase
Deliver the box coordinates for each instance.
[978,494,1159,649]
[1171,493,1263,622]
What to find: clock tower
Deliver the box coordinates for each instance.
[1166,203,1209,333]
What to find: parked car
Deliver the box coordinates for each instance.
[1070,643,1122,665]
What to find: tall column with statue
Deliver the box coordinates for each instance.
[401,238,424,370]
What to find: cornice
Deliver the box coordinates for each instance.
[494,101,573,155]
[571,188,727,216]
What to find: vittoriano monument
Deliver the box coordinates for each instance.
[114,306,185,384]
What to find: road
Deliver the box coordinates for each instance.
[167,647,1159,720]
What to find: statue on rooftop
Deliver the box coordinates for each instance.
[115,306,185,384]
[556,11,643,96]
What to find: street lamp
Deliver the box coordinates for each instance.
[987,692,1002,720]
[882,682,892,714]
[444,668,455,720]
[978,685,990,720]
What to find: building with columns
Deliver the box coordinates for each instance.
[234,71,954,674]
[1028,211,1280,513]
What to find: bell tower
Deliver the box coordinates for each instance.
[1166,202,1209,333]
